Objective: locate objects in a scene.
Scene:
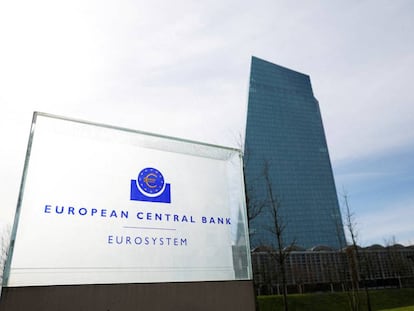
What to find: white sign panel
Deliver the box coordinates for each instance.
[4,113,251,286]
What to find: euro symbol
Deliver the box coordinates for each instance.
[144,173,158,188]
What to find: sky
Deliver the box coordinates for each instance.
[0,0,413,246]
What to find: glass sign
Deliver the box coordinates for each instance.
[4,112,252,286]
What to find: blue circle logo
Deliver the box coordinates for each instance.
[137,167,165,195]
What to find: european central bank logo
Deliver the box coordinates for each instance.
[130,167,171,203]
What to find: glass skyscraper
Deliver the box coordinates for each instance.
[244,56,345,250]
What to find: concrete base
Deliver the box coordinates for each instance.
[0,280,255,311]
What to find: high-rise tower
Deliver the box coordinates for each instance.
[244,56,345,249]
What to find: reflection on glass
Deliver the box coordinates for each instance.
[4,112,252,287]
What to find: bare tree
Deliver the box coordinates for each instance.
[384,236,409,289]
[242,143,266,241]
[343,193,372,311]
[331,204,351,295]
[240,138,266,310]
[243,173,266,226]
[263,160,295,311]
[343,193,361,311]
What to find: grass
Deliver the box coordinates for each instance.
[378,307,414,311]
[257,288,414,311]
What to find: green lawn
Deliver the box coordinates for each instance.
[257,288,414,311]
[378,307,414,311]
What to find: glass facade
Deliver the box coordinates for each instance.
[244,56,345,249]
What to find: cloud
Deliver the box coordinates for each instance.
[1,1,414,249]
[336,142,414,247]
[357,200,414,246]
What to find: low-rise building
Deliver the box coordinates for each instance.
[251,244,414,295]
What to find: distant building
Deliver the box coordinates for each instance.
[244,56,345,249]
[251,244,414,295]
